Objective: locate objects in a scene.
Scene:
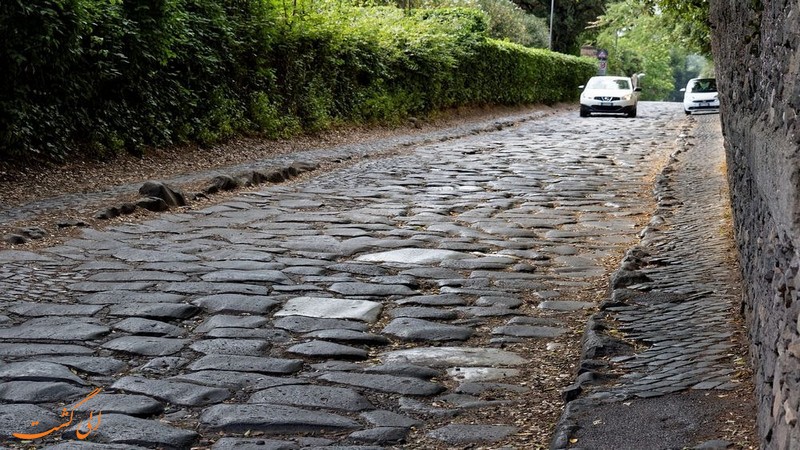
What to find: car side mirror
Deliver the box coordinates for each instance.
[578,85,585,89]
[634,87,642,92]
[679,88,686,92]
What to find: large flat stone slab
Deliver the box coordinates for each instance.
[200,404,360,433]
[0,404,60,440]
[287,340,368,360]
[190,355,303,374]
[71,393,164,416]
[328,282,415,296]
[356,248,470,264]
[249,384,372,411]
[382,347,526,367]
[112,376,229,406]
[0,381,87,403]
[0,361,87,385]
[0,317,110,341]
[427,424,518,444]
[102,336,187,356]
[191,294,280,314]
[274,297,382,322]
[63,413,199,448]
[382,318,474,342]
[318,372,443,396]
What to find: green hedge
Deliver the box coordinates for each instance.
[0,0,594,163]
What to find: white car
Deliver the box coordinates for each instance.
[579,76,641,118]
[681,78,719,115]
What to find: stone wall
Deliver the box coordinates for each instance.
[710,0,800,447]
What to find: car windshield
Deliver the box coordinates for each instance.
[688,79,717,93]
[586,78,630,90]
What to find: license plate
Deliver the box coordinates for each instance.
[601,102,613,107]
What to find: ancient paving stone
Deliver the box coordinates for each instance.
[109,302,199,320]
[440,256,516,270]
[249,384,373,411]
[206,327,291,341]
[112,248,201,263]
[172,371,304,390]
[389,307,459,320]
[363,363,442,380]
[327,263,390,276]
[71,393,165,416]
[382,347,526,367]
[394,294,468,306]
[474,296,523,308]
[113,318,186,337]
[195,315,269,333]
[0,343,94,357]
[328,282,416,296]
[400,267,463,279]
[190,355,303,374]
[200,404,360,433]
[491,325,569,338]
[0,361,87,384]
[348,426,408,445]
[190,339,270,356]
[201,270,292,284]
[81,291,186,304]
[427,424,518,444]
[318,372,444,396]
[302,329,391,346]
[274,297,382,322]
[102,336,187,356]
[138,357,189,374]
[0,250,55,262]
[0,404,60,440]
[456,306,518,317]
[88,270,188,282]
[398,397,459,417]
[40,356,127,376]
[0,381,88,403]
[160,282,270,296]
[0,317,110,341]
[382,318,474,342]
[7,302,104,317]
[446,367,521,382]
[537,300,595,311]
[112,376,230,406]
[355,248,470,264]
[360,409,421,428]
[287,340,369,359]
[63,413,199,449]
[68,281,156,292]
[211,438,301,450]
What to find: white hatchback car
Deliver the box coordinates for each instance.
[579,76,641,118]
[681,78,719,115]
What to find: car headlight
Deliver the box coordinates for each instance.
[622,94,632,101]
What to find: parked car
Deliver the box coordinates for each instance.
[579,76,641,118]
[681,78,719,115]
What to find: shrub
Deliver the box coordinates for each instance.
[0,0,593,163]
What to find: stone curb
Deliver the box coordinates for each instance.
[549,121,738,450]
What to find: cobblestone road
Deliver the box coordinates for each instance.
[0,103,685,449]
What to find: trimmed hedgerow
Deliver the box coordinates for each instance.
[0,0,594,163]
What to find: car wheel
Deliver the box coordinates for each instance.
[627,107,637,118]
[684,110,691,115]
[580,108,589,118]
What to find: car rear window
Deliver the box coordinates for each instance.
[689,79,717,93]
